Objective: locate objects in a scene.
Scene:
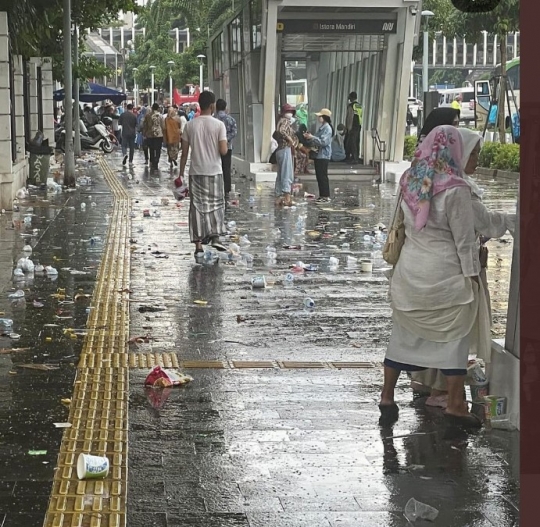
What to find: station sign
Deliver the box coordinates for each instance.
[277,19,397,34]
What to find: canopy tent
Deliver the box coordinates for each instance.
[53,82,126,105]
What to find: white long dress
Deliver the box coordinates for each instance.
[386,186,480,370]
[410,177,515,387]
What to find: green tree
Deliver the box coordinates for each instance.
[2,0,138,81]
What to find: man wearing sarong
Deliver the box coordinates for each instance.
[180,91,228,258]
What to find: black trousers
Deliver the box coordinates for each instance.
[221,149,232,193]
[314,158,330,198]
[142,138,149,162]
[147,137,163,166]
[345,127,361,163]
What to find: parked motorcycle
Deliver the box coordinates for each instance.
[55,119,113,153]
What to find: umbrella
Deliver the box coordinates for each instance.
[53,82,127,105]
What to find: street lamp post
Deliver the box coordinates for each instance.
[197,54,205,91]
[168,60,175,104]
[150,65,156,105]
[421,10,434,123]
[133,67,139,106]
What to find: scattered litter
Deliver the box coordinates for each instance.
[23,244,32,253]
[0,347,29,354]
[144,365,193,388]
[404,498,439,522]
[8,290,25,298]
[61,398,71,406]
[193,300,208,306]
[251,276,267,289]
[28,450,47,456]
[33,300,44,308]
[9,333,21,340]
[128,334,154,344]
[77,453,109,480]
[237,315,247,323]
[304,298,315,308]
[53,423,72,428]
[45,266,58,275]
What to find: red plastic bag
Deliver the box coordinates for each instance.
[174,176,183,187]
[144,365,193,388]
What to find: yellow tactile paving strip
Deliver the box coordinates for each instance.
[44,158,131,527]
[128,354,380,370]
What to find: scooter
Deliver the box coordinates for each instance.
[56,120,113,153]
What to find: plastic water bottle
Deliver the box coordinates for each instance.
[284,273,294,287]
[243,253,254,270]
[304,298,315,308]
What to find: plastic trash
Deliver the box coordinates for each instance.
[243,254,254,270]
[329,257,339,267]
[23,216,32,225]
[239,235,251,247]
[251,276,266,288]
[346,255,357,267]
[45,266,58,275]
[8,290,25,298]
[404,498,439,522]
[0,318,13,330]
[304,298,315,308]
[81,202,86,210]
[34,263,44,273]
[342,242,350,250]
[13,268,24,278]
[23,245,32,253]
[284,273,294,286]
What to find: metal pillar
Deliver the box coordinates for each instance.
[73,26,81,157]
[63,0,75,185]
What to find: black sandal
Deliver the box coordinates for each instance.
[378,403,399,426]
[444,412,482,429]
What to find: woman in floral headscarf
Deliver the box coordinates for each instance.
[379,125,483,428]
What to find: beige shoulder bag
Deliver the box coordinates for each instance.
[382,191,406,265]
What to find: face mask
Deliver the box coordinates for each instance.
[290,117,296,124]
[338,130,345,135]
[284,113,293,119]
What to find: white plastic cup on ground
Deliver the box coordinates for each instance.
[231,184,236,192]
[251,276,266,288]
[77,453,109,480]
[329,257,339,267]
[361,260,373,273]
[304,298,315,308]
[347,256,357,267]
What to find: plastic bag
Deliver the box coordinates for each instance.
[144,365,193,388]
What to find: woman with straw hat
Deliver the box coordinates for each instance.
[304,108,333,202]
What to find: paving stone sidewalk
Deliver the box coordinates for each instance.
[120,150,519,527]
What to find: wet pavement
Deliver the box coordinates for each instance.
[0,158,112,526]
[120,150,519,526]
[0,147,519,526]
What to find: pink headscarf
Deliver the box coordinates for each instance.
[400,125,469,231]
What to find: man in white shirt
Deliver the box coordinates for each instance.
[180,91,228,258]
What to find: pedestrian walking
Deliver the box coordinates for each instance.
[304,108,333,202]
[344,92,362,164]
[273,104,297,207]
[164,107,182,168]
[136,106,148,160]
[118,104,138,166]
[409,128,516,409]
[379,125,483,429]
[143,103,165,169]
[179,91,228,258]
[214,99,238,195]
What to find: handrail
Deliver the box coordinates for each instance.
[371,128,386,183]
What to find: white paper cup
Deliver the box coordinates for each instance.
[231,184,236,192]
[251,276,266,288]
[361,260,373,273]
[77,453,109,480]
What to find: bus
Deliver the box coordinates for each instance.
[474,57,519,130]
[286,79,307,107]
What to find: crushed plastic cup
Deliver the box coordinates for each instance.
[329,257,339,267]
[304,297,315,308]
[251,276,266,288]
[284,273,294,286]
[346,255,357,267]
[0,318,13,330]
[77,453,109,480]
[404,498,439,522]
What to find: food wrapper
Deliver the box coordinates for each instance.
[144,365,193,387]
